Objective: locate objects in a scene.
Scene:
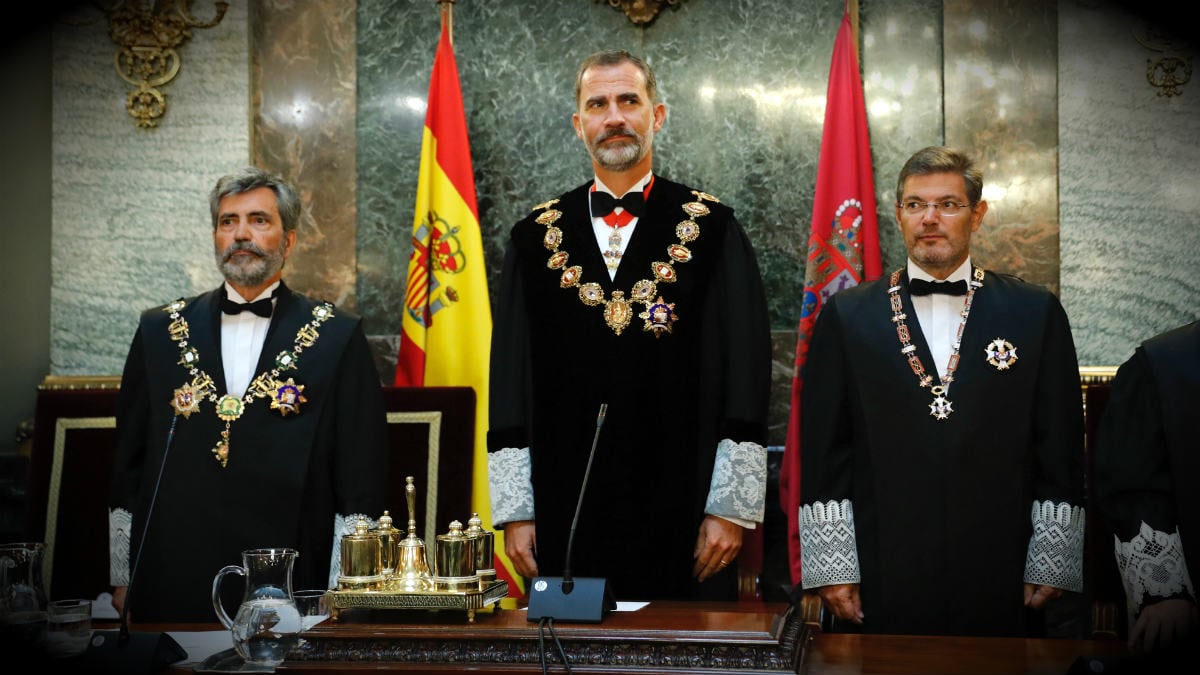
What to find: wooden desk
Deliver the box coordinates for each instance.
[151,601,1138,674]
[802,632,1132,675]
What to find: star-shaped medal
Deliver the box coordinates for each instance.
[270,378,307,416]
[170,382,201,418]
[640,296,678,337]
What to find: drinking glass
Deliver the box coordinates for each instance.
[46,598,92,658]
[292,589,331,631]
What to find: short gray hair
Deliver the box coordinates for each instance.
[209,166,302,233]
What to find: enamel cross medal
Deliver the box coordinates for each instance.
[928,385,953,421]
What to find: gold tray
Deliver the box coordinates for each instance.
[328,580,509,623]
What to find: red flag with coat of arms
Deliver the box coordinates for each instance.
[778,2,882,587]
[394,21,523,597]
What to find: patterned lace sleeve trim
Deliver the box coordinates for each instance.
[330,512,377,589]
[109,507,132,586]
[705,439,767,523]
[488,447,535,527]
[1024,500,1085,592]
[1115,521,1196,616]
[799,499,860,589]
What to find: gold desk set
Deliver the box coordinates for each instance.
[329,476,507,622]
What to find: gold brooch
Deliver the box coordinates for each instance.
[640,296,678,337]
[170,382,202,418]
[270,378,307,416]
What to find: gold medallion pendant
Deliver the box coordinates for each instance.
[215,394,245,422]
[984,338,1018,370]
[603,291,634,335]
[212,430,230,468]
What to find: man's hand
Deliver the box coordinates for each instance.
[1022,583,1063,609]
[503,520,538,579]
[1130,598,1198,653]
[692,516,742,582]
[817,583,863,623]
[112,585,128,617]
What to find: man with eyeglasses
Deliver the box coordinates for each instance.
[795,146,1085,637]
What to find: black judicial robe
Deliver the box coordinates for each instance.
[110,282,389,622]
[1095,319,1200,603]
[488,176,771,601]
[800,270,1085,636]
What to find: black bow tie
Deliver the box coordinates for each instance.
[221,295,274,318]
[909,278,968,296]
[590,190,645,219]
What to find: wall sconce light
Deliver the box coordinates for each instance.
[103,1,230,129]
[597,0,687,26]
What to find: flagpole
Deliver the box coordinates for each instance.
[848,0,859,61]
[439,0,455,45]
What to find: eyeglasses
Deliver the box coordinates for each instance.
[898,200,972,216]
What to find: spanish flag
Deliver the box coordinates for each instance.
[394,20,523,597]
[778,1,882,587]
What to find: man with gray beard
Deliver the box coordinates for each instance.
[487,50,771,602]
[108,166,389,621]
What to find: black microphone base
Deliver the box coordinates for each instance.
[81,629,187,674]
[526,576,615,623]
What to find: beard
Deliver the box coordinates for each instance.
[588,125,651,172]
[215,238,287,288]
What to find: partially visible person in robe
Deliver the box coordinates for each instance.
[1095,319,1198,664]
[487,49,772,601]
[109,166,389,622]
[797,145,1086,636]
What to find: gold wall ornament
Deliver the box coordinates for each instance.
[597,0,686,26]
[1133,20,1192,98]
[102,0,230,129]
[1146,56,1191,97]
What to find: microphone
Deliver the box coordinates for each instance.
[83,417,187,674]
[526,403,617,623]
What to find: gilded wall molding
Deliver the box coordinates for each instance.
[101,0,229,128]
[596,0,686,25]
[1133,20,1192,98]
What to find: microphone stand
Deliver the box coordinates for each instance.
[84,417,187,673]
[526,404,616,623]
[560,404,605,595]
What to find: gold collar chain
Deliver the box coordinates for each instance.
[163,297,335,466]
[887,266,984,420]
[531,189,719,337]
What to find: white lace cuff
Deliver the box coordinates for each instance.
[704,438,767,524]
[799,499,860,589]
[1115,522,1196,617]
[330,512,376,589]
[109,508,132,586]
[1024,500,1085,592]
[488,447,535,527]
